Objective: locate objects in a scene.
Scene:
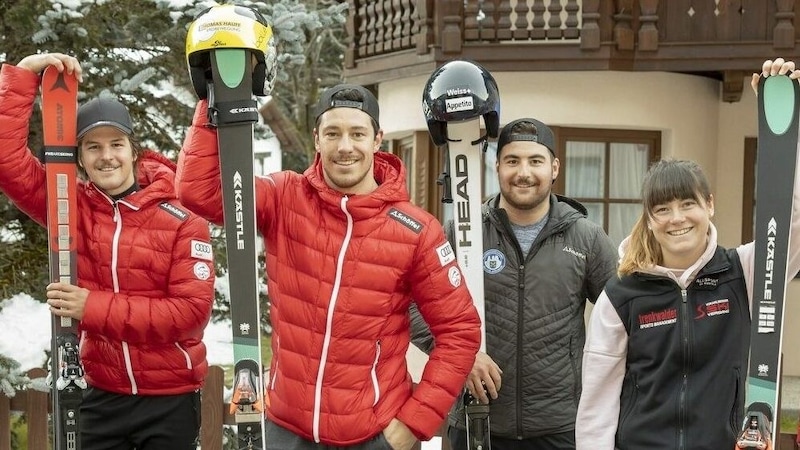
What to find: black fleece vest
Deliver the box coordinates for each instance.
[605,247,749,450]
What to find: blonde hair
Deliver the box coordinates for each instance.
[618,159,712,276]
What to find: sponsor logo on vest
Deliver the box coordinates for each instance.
[638,307,677,329]
[695,298,730,319]
[483,249,505,274]
[436,241,455,267]
[159,202,188,221]
[695,276,718,288]
[388,208,422,233]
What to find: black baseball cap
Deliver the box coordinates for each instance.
[314,84,380,127]
[496,117,556,157]
[77,98,133,139]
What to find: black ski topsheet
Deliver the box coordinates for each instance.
[739,74,800,449]
[207,49,266,449]
[41,66,86,450]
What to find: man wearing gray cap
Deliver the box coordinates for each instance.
[0,52,214,449]
[177,84,481,449]
[412,117,617,450]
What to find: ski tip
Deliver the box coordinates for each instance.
[42,65,79,96]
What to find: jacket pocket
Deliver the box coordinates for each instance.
[729,367,742,435]
[617,372,639,447]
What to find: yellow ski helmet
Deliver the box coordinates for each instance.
[186,3,277,99]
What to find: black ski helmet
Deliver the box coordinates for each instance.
[422,60,500,146]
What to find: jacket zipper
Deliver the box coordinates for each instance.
[110,203,139,395]
[312,195,353,443]
[678,288,689,450]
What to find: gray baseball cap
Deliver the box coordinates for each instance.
[77,98,133,139]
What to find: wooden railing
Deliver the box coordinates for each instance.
[343,0,800,92]
[0,366,447,450]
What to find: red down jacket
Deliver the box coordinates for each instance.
[177,100,481,445]
[0,64,214,396]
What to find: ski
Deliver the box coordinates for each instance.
[41,66,86,450]
[207,49,266,449]
[737,75,800,450]
[424,59,499,450]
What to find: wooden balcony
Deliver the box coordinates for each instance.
[343,0,800,102]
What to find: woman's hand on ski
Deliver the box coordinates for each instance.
[751,57,799,94]
[46,282,89,320]
[465,351,503,404]
[17,53,83,82]
[382,418,417,450]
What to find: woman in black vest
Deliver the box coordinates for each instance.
[576,58,800,450]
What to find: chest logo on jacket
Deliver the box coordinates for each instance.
[695,298,730,319]
[483,249,505,274]
[638,307,677,329]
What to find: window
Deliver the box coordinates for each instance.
[555,128,661,247]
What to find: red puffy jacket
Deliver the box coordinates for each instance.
[0,64,214,396]
[178,101,481,445]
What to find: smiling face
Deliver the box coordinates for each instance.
[496,140,559,221]
[78,126,137,196]
[314,107,382,195]
[648,194,714,269]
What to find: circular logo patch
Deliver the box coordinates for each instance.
[193,261,211,280]
[483,249,506,275]
[448,266,462,288]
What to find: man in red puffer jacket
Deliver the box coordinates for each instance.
[0,52,215,449]
[177,82,482,449]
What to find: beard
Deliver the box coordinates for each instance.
[500,183,550,211]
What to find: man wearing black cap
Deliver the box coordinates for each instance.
[412,118,617,449]
[0,52,214,449]
[177,84,481,449]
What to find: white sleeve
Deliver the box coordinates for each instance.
[576,290,628,450]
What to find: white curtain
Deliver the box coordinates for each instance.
[565,141,650,247]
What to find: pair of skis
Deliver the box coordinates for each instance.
[202,50,266,449]
[737,75,800,450]
[428,67,493,449]
[41,66,87,450]
[41,53,266,448]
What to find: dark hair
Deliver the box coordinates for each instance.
[314,87,380,134]
[618,159,712,276]
[641,159,711,218]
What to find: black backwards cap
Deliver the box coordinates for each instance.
[496,117,556,157]
[314,84,380,127]
[77,98,133,139]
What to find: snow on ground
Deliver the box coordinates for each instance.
[0,293,235,371]
[0,294,442,449]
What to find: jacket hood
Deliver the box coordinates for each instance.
[304,151,411,219]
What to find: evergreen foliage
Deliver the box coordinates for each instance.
[0,0,348,394]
